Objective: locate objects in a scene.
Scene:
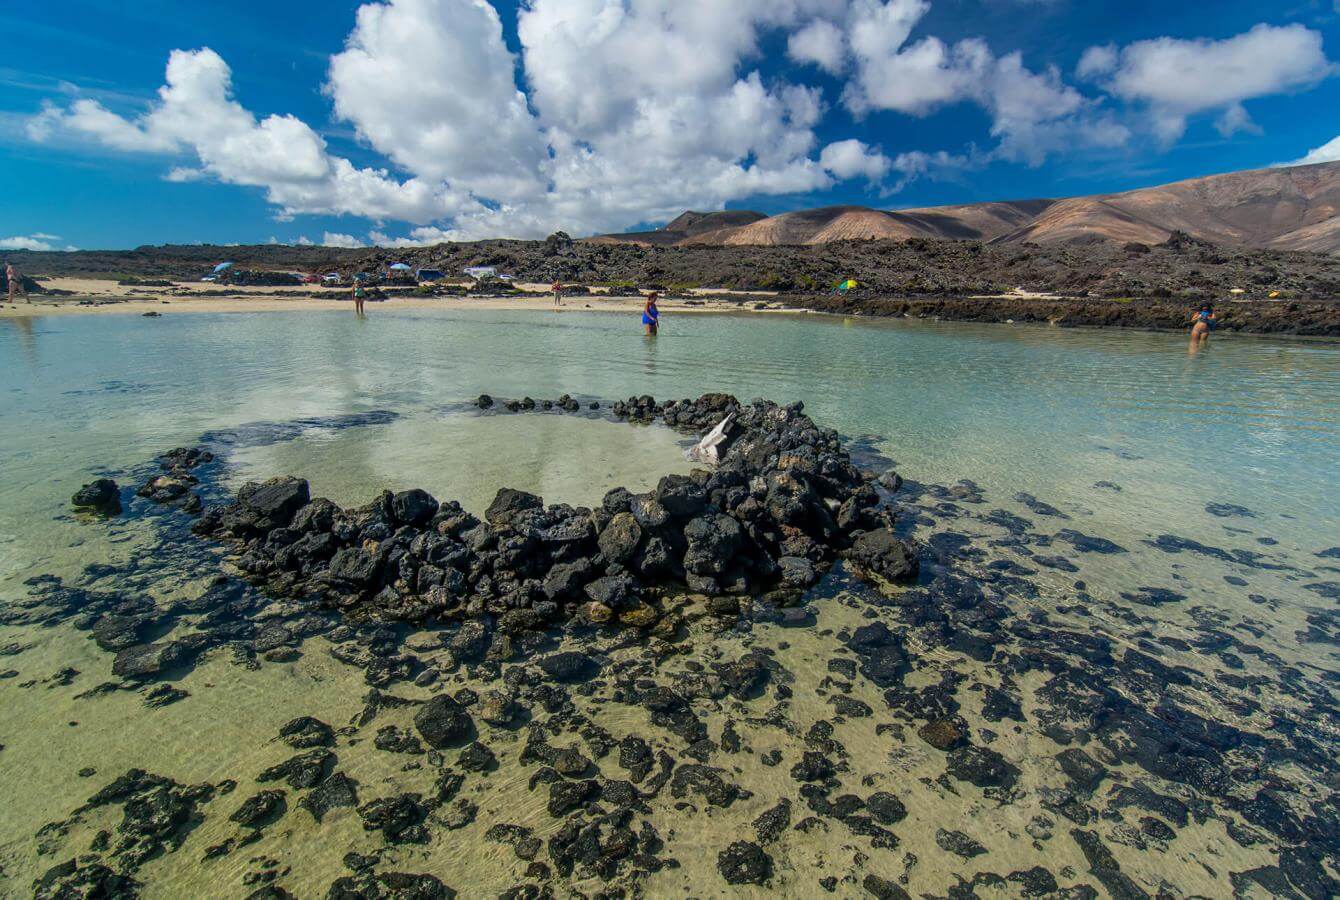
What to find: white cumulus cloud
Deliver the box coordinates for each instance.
[321,232,367,248]
[29,47,472,224]
[820,138,891,180]
[811,1,1128,164]
[327,0,547,201]
[1,233,72,251]
[1278,135,1340,167]
[1080,24,1334,143]
[23,2,1336,243]
[788,19,847,73]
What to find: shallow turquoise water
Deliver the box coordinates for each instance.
[2,306,1338,896]
[3,306,1337,596]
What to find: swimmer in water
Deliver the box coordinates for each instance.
[642,292,659,336]
[1190,302,1215,344]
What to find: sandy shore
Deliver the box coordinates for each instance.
[0,278,799,319]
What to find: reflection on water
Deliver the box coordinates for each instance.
[8,307,1333,586]
[1,308,1338,896]
[226,412,693,516]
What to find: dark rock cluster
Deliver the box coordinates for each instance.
[71,478,122,516]
[187,394,918,638]
[134,446,214,514]
[33,768,223,894]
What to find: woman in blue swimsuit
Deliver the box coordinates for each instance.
[1190,302,1215,343]
[642,292,660,336]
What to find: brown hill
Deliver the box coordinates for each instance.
[892,199,1057,242]
[995,198,1171,247]
[590,161,1340,253]
[998,161,1340,249]
[585,209,766,246]
[716,206,884,245]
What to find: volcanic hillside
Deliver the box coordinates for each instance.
[594,161,1340,253]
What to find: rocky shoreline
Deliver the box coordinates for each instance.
[16,229,1340,305]
[767,294,1340,337]
[15,394,1339,898]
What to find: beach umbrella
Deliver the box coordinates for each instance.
[389,262,412,271]
[213,262,235,273]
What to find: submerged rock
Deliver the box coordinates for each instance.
[918,716,968,751]
[845,530,920,583]
[258,749,334,790]
[413,695,474,749]
[946,745,1018,789]
[717,840,771,885]
[936,828,986,858]
[230,790,286,829]
[72,479,121,515]
[34,858,140,900]
[327,871,453,898]
[300,772,359,822]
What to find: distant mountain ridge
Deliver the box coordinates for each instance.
[589,161,1340,253]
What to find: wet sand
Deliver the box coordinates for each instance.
[0,279,795,320]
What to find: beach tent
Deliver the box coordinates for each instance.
[834,278,858,293]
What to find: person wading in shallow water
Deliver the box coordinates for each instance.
[352,280,367,316]
[1190,301,1216,344]
[6,261,30,304]
[642,292,660,336]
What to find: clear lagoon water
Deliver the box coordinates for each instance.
[4,307,1337,602]
[1,306,1337,896]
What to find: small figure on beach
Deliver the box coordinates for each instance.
[1190,302,1216,343]
[642,292,659,336]
[6,262,30,304]
[552,281,562,307]
[352,280,367,316]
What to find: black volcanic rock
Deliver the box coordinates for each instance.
[413,695,474,749]
[717,840,771,885]
[72,479,121,515]
[845,530,920,583]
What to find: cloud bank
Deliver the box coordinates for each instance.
[1,233,74,252]
[25,1,1337,244]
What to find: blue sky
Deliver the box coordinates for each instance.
[2,0,1338,250]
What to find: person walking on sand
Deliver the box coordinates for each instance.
[352,280,367,316]
[1190,301,1215,344]
[642,292,660,336]
[6,262,30,304]
[552,281,562,307]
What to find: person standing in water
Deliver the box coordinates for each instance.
[642,292,660,336]
[1190,302,1216,344]
[552,281,562,307]
[6,261,29,304]
[352,279,367,316]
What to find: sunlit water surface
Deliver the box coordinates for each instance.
[1,307,1337,897]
